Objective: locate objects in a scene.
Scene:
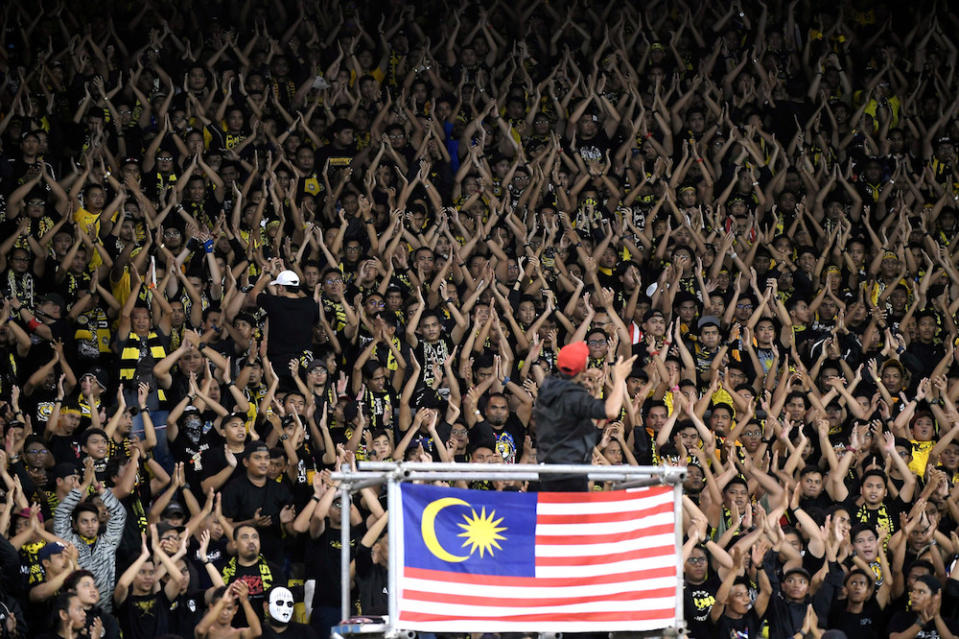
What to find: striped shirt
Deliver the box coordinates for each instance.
[54,488,127,612]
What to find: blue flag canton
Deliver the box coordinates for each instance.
[402,483,537,577]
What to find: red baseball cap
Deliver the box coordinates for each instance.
[557,341,589,376]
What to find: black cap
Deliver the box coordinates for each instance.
[697,316,721,330]
[643,308,665,322]
[37,542,66,562]
[39,292,66,314]
[156,521,184,538]
[81,366,109,391]
[162,502,186,518]
[306,358,328,373]
[783,566,811,580]
[244,440,270,456]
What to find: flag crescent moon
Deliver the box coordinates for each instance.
[421,497,470,562]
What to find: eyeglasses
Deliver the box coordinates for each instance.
[450,428,468,436]
[687,557,707,565]
[367,300,385,308]
[325,278,343,284]
[156,156,173,161]
[587,339,606,346]
[742,430,762,437]
[736,304,753,309]
[27,199,45,206]
[345,246,362,252]
[26,447,48,455]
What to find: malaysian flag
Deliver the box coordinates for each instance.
[397,483,679,633]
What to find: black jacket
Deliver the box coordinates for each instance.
[532,376,607,465]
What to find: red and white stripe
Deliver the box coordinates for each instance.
[398,486,679,632]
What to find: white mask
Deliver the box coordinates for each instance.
[268,587,295,624]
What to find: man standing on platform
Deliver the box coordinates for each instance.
[532,341,636,491]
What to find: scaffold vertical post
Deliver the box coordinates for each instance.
[673,478,685,633]
[387,474,402,636]
[340,479,351,623]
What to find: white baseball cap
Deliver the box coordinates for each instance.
[270,270,300,286]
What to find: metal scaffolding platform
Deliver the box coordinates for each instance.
[329,462,687,639]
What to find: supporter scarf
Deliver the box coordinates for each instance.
[221,555,273,591]
[6,271,34,307]
[856,502,894,537]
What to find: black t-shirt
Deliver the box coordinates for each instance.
[471,416,526,464]
[888,609,959,638]
[47,430,82,465]
[570,129,612,163]
[221,475,293,561]
[25,384,62,431]
[361,387,398,435]
[263,621,320,639]
[827,598,884,639]
[684,574,720,639]
[116,591,170,639]
[223,558,286,627]
[85,606,121,639]
[316,143,356,168]
[308,525,358,608]
[355,543,388,616]
[853,495,909,535]
[713,608,763,639]
[169,413,215,493]
[412,337,454,385]
[116,481,153,567]
[256,293,320,365]
[199,444,246,490]
[797,491,835,513]
[191,535,229,590]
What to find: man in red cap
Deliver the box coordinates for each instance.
[531,341,636,491]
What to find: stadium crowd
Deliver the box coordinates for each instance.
[0,0,957,637]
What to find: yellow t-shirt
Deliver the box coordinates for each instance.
[74,207,121,269]
[349,67,386,85]
[863,96,901,131]
[908,439,935,477]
